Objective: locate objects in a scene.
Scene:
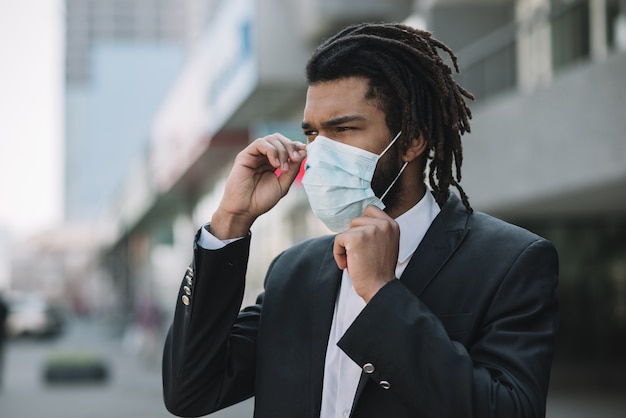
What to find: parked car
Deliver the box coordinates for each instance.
[4,291,65,338]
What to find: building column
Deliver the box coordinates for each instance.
[617,0,626,51]
[590,0,608,60]
[516,0,553,92]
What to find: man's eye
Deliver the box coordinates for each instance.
[303,131,318,143]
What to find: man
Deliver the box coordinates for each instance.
[0,293,8,390]
[162,22,559,418]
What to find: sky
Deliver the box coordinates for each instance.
[0,0,63,238]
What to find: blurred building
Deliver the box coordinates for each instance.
[59,0,215,321]
[62,0,624,392]
[63,0,212,222]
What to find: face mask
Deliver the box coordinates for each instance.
[302,132,407,232]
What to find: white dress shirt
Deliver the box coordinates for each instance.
[319,191,440,418]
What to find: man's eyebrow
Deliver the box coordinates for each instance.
[301,115,366,130]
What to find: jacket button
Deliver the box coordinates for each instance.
[363,363,375,374]
[185,274,193,286]
[379,380,391,390]
[183,286,192,296]
[181,295,190,306]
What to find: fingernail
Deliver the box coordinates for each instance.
[282,162,290,171]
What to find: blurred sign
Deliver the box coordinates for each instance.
[151,0,258,193]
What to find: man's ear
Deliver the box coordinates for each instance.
[402,133,428,163]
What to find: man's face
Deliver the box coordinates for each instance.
[302,76,391,153]
[302,76,403,207]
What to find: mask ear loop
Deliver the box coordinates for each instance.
[379,131,403,157]
[378,131,406,202]
[380,161,408,202]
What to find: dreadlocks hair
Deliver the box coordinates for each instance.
[306,22,474,213]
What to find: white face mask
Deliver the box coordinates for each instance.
[302,132,407,232]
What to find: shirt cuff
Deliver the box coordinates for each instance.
[197,223,245,249]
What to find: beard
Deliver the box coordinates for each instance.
[371,146,404,211]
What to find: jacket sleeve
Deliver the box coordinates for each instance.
[162,231,259,417]
[338,238,559,418]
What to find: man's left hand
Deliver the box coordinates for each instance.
[333,206,400,303]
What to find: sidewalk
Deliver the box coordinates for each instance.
[0,318,252,418]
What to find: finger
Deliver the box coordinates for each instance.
[275,135,307,166]
[276,157,304,194]
[361,205,391,218]
[333,234,348,270]
[244,136,287,171]
[280,136,307,162]
[264,134,306,172]
[264,134,291,171]
[348,205,394,228]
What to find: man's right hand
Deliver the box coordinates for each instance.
[210,133,307,240]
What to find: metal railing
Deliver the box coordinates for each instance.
[455,23,518,102]
[453,0,617,103]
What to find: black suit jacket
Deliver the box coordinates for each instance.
[162,193,559,417]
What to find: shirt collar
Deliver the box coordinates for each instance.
[395,189,441,264]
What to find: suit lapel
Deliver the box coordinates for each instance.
[309,236,342,418]
[399,192,470,296]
